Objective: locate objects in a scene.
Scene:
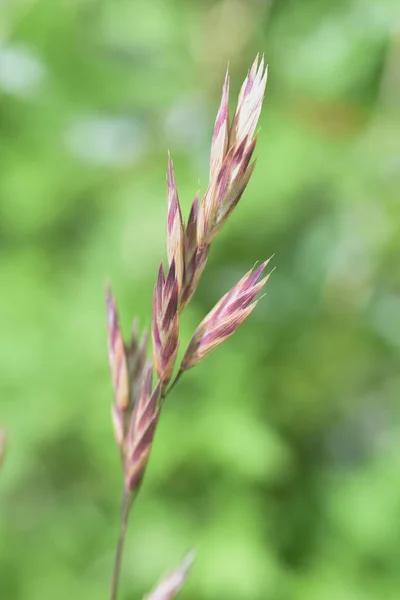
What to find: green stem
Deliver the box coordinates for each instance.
[109,489,131,600]
[162,369,183,401]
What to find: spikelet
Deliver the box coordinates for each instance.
[198,55,267,248]
[106,286,130,448]
[125,319,148,412]
[143,552,195,600]
[209,70,230,181]
[181,260,272,371]
[197,136,257,246]
[152,260,179,385]
[180,192,209,310]
[167,155,185,293]
[106,287,148,450]
[230,54,268,146]
[124,365,161,493]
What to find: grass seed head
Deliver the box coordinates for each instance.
[181,259,272,371]
[197,55,267,248]
[106,286,130,448]
[124,365,161,493]
[167,155,185,294]
[152,261,180,385]
[143,551,195,600]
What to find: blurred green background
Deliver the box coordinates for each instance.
[1,0,400,599]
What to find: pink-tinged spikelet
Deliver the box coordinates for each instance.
[180,192,209,310]
[124,365,161,492]
[106,286,130,448]
[167,155,185,293]
[181,259,272,370]
[230,54,268,146]
[143,552,195,600]
[152,260,179,384]
[197,136,257,246]
[197,55,267,248]
[125,319,149,414]
[210,70,230,181]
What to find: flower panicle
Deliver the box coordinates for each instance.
[105,56,271,600]
[143,551,195,600]
[180,259,272,371]
[124,364,161,493]
[152,260,179,385]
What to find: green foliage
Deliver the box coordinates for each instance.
[1,1,399,598]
